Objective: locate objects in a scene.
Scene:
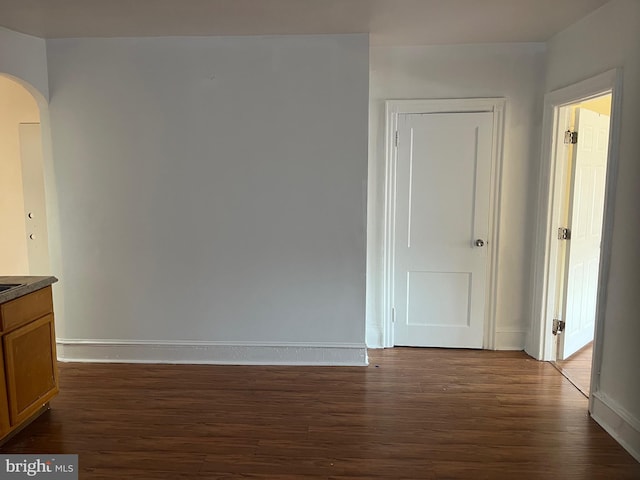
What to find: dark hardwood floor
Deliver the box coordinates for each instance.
[1,348,638,479]
[553,342,594,397]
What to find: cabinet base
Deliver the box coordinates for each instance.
[0,402,50,446]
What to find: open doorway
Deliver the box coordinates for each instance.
[0,74,51,274]
[550,94,612,397]
[530,69,621,409]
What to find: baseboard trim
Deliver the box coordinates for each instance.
[56,339,368,366]
[591,390,640,462]
[494,329,526,350]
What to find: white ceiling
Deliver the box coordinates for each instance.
[0,0,610,45]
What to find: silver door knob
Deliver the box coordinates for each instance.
[475,239,485,247]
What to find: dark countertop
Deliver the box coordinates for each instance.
[0,276,58,304]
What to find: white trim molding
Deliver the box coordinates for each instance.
[494,328,527,351]
[56,339,368,366]
[591,391,640,462]
[527,68,637,462]
[382,98,506,349]
[528,69,622,370]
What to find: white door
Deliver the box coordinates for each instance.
[393,112,493,348]
[559,108,610,359]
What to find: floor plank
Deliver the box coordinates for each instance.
[1,348,638,479]
[553,342,594,397]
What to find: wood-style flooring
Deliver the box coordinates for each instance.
[1,348,639,479]
[552,342,594,397]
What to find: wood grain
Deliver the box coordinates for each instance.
[1,348,638,479]
[0,286,53,333]
[0,341,10,436]
[3,314,59,424]
[553,341,593,397]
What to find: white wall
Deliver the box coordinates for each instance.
[367,43,546,349]
[20,122,51,275]
[0,77,40,274]
[0,27,62,330]
[0,27,49,101]
[544,0,640,460]
[46,34,369,364]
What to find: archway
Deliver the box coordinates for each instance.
[0,74,51,274]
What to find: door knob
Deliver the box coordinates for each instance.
[475,239,485,247]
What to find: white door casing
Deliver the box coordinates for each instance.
[529,69,622,423]
[558,108,610,359]
[382,99,505,349]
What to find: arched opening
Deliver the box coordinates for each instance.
[0,74,51,274]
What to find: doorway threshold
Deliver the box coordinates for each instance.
[550,342,594,399]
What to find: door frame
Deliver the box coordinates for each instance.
[557,106,610,361]
[528,69,622,404]
[381,98,506,348]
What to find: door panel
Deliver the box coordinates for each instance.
[407,271,471,327]
[559,108,609,359]
[3,314,59,425]
[394,112,493,348]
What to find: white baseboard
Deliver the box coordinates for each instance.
[591,390,640,462]
[56,339,368,366]
[494,329,526,350]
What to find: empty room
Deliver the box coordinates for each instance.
[0,0,639,478]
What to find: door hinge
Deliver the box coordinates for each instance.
[564,130,578,144]
[394,131,399,147]
[558,227,571,240]
[391,307,396,323]
[552,318,566,336]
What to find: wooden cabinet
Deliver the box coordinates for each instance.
[0,286,58,442]
[0,342,11,437]
[0,286,53,333]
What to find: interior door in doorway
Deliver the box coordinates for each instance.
[559,108,610,360]
[393,112,493,348]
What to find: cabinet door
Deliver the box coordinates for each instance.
[0,341,10,436]
[3,314,59,425]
